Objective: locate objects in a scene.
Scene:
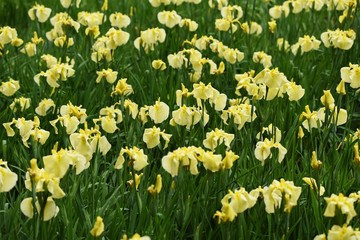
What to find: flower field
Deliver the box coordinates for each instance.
[0,0,360,239]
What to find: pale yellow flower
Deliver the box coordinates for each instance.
[127,233,151,240]
[354,143,360,165]
[60,102,87,123]
[317,107,348,126]
[194,35,212,50]
[77,12,102,37]
[253,68,288,89]
[31,32,44,45]
[256,124,282,142]
[28,3,51,23]
[214,187,258,223]
[143,126,171,149]
[179,18,198,31]
[138,106,149,124]
[20,42,37,57]
[10,97,31,112]
[221,5,243,20]
[321,29,356,50]
[161,146,202,177]
[96,68,118,84]
[157,10,182,28]
[327,224,360,239]
[152,59,167,70]
[17,117,36,145]
[197,151,222,172]
[34,62,75,88]
[91,37,112,62]
[281,1,291,15]
[60,0,81,8]
[277,38,290,52]
[269,5,283,19]
[291,35,321,55]
[85,26,100,38]
[252,51,272,68]
[189,71,202,82]
[46,147,88,176]
[111,78,134,96]
[48,12,80,38]
[115,147,148,171]
[300,105,323,131]
[20,197,59,221]
[215,18,236,32]
[69,131,93,160]
[10,37,23,47]
[240,21,262,35]
[171,105,202,129]
[313,233,326,240]
[110,12,131,28]
[0,26,19,45]
[298,126,305,139]
[50,115,79,135]
[341,63,360,89]
[148,99,169,124]
[208,0,228,9]
[105,28,130,49]
[273,142,287,163]
[215,5,243,32]
[124,99,139,119]
[336,79,347,95]
[35,98,55,116]
[254,138,273,163]
[20,197,35,219]
[302,177,325,196]
[210,88,227,111]
[221,102,256,130]
[134,28,166,53]
[285,81,305,101]
[24,159,66,199]
[91,134,112,157]
[0,160,18,192]
[263,179,302,213]
[324,193,357,223]
[0,78,20,97]
[320,90,335,110]
[221,150,239,169]
[127,173,142,190]
[54,35,74,48]
[90,216,105,237]
[95,0,105,10]
[161,151,181,177]
[148,174,163,195]
[203,128,234,151]
[30,128,50,145]
[268,19,276,33]
[77,11,103,28]
[43,149,71,179]
[222,47,244,64]
[66,149,89,175]
[167,52,187,69]
[41,54,58,68]
[291,0,309,13]
[3,118,29,142]
[255,132,286,163]
[225,188,257,213]
[213,202,237,223]
[95,105,122,133]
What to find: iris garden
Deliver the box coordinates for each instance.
[0,0,360,239]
